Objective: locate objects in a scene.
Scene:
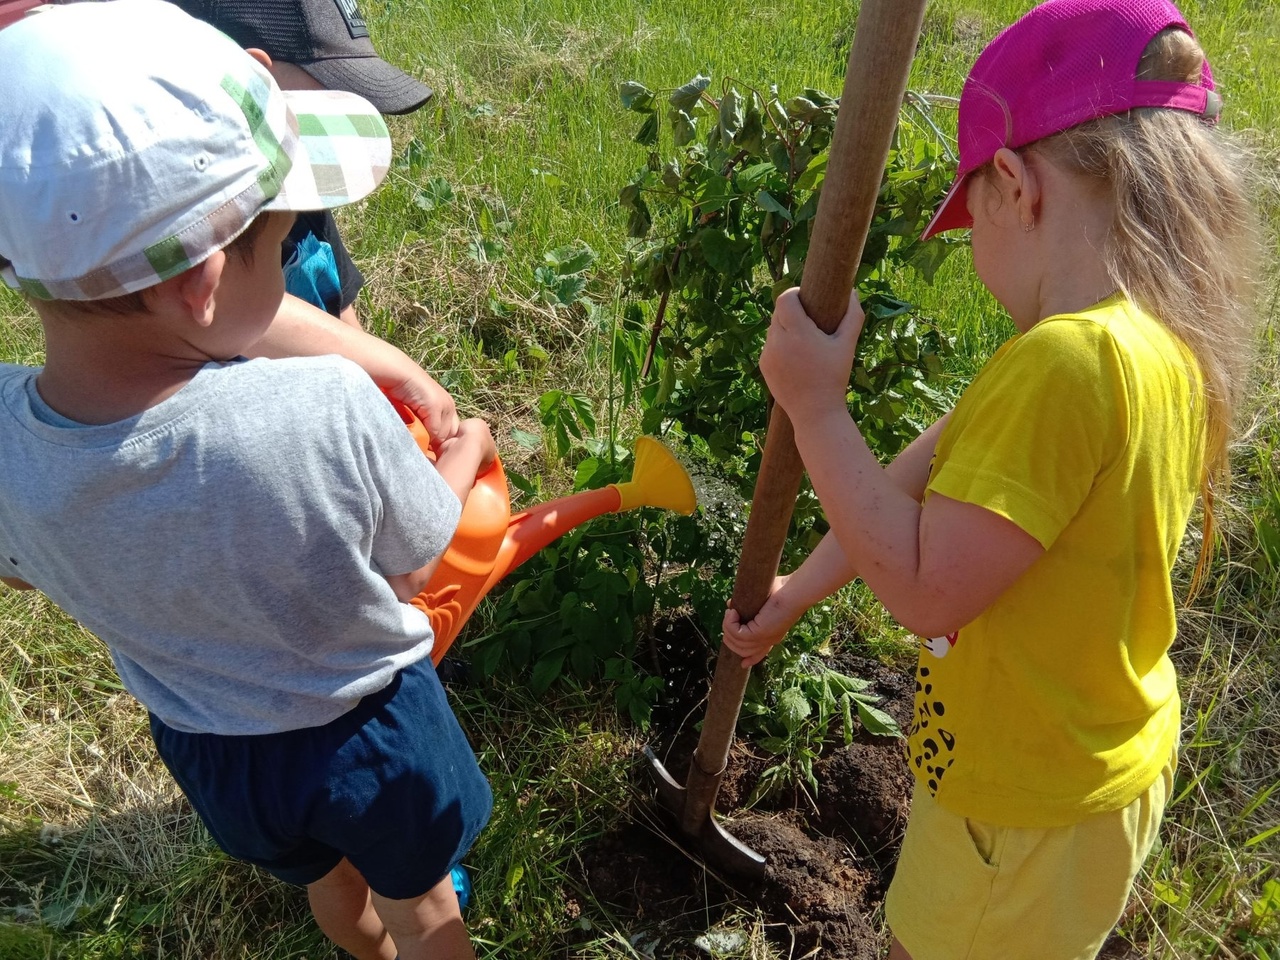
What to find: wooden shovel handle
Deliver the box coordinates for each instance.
[690,0,929,797]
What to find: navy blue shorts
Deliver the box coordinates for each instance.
[150,655,492,900]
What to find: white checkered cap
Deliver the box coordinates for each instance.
[0,0,391,301]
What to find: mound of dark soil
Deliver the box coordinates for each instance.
[574,618,915,958]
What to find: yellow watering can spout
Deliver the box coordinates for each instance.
[386,399,696,664]
[613,436,698,515]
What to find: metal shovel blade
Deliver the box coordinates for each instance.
[644,745,766,880]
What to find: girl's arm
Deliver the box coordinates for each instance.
[761,289,1043,639]
[248,294,461,443]
[722,412,952,666]
[722,533,857,667]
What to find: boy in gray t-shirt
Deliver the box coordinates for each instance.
[0,3,492,958]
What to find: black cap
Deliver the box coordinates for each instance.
[171,0,432,115]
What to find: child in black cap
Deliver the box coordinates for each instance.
[172,0,434,328]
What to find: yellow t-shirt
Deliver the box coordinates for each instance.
[910,297,1204,827]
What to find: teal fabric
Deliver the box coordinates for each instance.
[283,232,342,314]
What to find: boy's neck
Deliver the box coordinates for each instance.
[35,310,217,425]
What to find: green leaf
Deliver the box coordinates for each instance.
[627,197,652,238]
[669,107,696,147]
[756,190,793,222]
[570,643,597,681]
[507,629,532,668]
[530,167,565,189]
[1255,518,1280,568]
[1152,878,1185,907]
[506,862,525,894]
[574,457,600,489]
[794,152,829,191]
[1245,824,1280,849]
[778,687,812,734]
[855,699,902,738]
[735,162,775,191]
[698,229,751,276]
[907,238,958,284]
[545,241,597,275]
[785,95,821,122]
[467,237,504,263]
[718,87,744,140]
[634,112,659,146]
[669,74,711,112]
[511,427,541,450]
[537,389,563,419]
[736,96,765,154]
[824,670,872,695]
[559,276,589,304]
[620,80,655,111]
[413,177,455,213]
[1251,878,1280,924]
[397,137,430,172]
[530,653,567,697]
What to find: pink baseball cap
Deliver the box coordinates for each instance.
[922,0,1220,239]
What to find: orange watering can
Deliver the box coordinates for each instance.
[386,400,697,663]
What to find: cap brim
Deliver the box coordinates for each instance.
[920,175,972,240]
[267,89,391,212]
[303,57,433,116]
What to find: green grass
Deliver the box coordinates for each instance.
[2,1,1278,957]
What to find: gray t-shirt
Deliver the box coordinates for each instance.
[0,356,460,735]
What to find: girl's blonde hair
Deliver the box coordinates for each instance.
[1030,28,1263,591]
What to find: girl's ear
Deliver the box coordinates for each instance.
[173,251,226,328]
[991,147,1041,230]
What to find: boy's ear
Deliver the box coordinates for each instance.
[245,47,274,70]
[171,252,226,328]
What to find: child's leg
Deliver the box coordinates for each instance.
[370,872,475,960]
[889,939,913,960]
[307,857,396,960]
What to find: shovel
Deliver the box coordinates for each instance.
[647,0,929,879]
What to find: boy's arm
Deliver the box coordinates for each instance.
[722,413,950,666]
[1,577,34,591]
[382,418,497,603]
[249,294,460,442]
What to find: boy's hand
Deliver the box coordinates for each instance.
[438,418,497,471]
[387,418,497,601]
[759,287,864,421]
[431,417,496,507]
[386,372,460,444]
[721,575,804,668]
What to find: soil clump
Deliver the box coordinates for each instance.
[575,617,916,958]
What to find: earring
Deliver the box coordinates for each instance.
[1022,220,1035,233]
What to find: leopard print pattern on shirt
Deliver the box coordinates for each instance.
[907,642,957,796]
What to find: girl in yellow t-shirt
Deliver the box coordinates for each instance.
[721,1,1261,958]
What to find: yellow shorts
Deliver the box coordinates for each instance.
[884,760,1174,960]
